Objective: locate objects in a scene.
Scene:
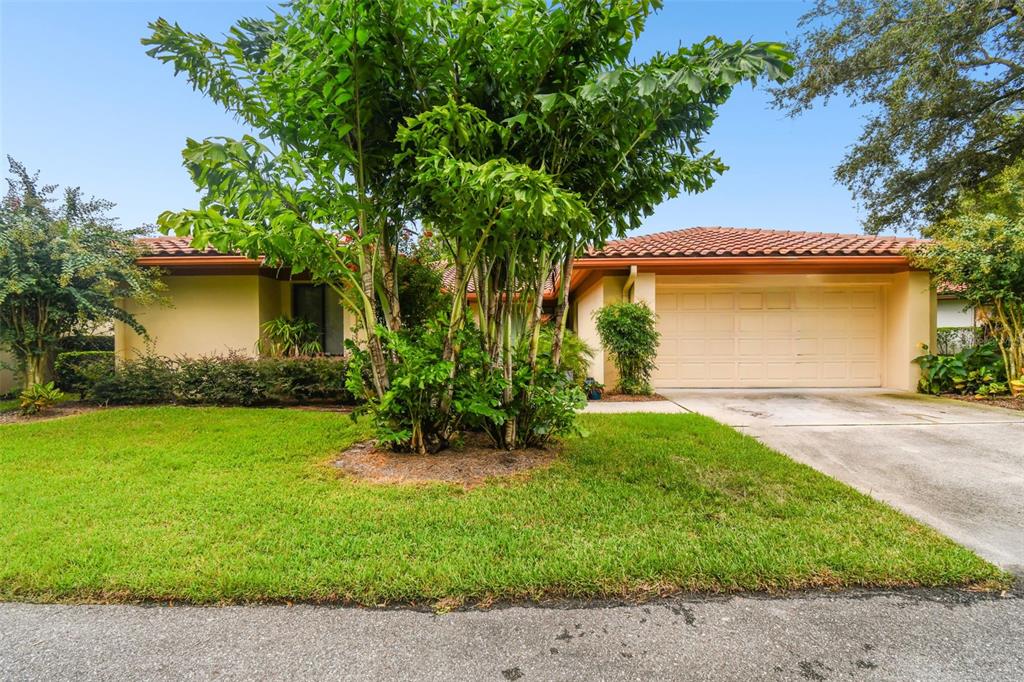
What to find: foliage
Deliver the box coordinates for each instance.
[0,410,1007,603]
[54,351,114,394]
[914,341,1008,396]
[913,163,1024,383]
[82,354,353,406]
[773,0,1024,234]
[258,316,323,358]
[936,327,986,356]
[18,381,64,416]
[144,0,791,451]
[86,355,177,405]
[0,158,164,388]
[396,256,449,331]
[595,302,660,395]
[57,335,114,352]
[538,326,593,389]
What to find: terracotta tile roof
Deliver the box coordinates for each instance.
[584,227,923,259]
[440,264,557,296]
[138,236,232,257]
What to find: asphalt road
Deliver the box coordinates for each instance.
[2,589,1021,681]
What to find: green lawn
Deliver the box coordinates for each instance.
[0,407,1007,604]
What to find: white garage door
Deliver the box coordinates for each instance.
[653,286,883,388]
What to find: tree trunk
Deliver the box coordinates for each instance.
[550,250,575,368]
[24,353,53,389]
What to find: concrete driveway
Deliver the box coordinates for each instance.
[661,388,1024,573]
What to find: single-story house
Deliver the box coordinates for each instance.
[118,226,935,392]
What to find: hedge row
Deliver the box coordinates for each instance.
[56,352,355,406]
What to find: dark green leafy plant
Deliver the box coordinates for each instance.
[86,355,176,405]
[18,381,64,416]
[594,302,660,395]
[914,341,1007,396]
[54,351,114,394]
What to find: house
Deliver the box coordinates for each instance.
[119,227,935,392]
[936,283,978,329]
[0,349,15,395]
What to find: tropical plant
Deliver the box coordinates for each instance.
[0,158,163,388]
[774,0,1024,234]
[258,316,323,357]
[144,0,791,452]
[594,302,660,395]
[18,381,64,416]
[914,341,1007,397]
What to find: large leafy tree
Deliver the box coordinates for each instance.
[913,162,1024,386]
[0,159,163,387]
[144,0,790,451]
[774,0,1024,234]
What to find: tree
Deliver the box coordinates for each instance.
[773,0,1024,234]
[0,159,163,387]
[144,0,791,451]
[913,162,1024,388]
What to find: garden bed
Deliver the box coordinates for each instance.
[598,392,667,402]
[0,407,1009,605]
[943,394,1024,412]
[332,433,556,487]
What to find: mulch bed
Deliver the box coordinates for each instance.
[597,392,667,402]
[0,402,102,424]
[943,394,1024,412]
[331,432,558,488]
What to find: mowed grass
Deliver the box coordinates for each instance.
[0,407,1007,604]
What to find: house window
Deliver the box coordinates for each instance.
[292,284,345,355]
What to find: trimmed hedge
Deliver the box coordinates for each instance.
[54,351,116,394]
[83,354,354,407]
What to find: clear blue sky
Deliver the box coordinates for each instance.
[0,0,870,236]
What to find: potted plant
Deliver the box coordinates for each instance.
[583,377,604,401]
[1011,378,1024,397]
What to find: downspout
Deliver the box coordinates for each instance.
[623,264,637,302]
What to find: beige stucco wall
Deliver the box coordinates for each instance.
[116,274,365,360]
[574,271,936,392]
[117,275,272,360]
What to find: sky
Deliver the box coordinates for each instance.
[0,0,870,237]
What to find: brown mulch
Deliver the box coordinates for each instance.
[943,394,1024,412]
[598,392,667,402]
[0,402,102,424]
[331,432,558,488]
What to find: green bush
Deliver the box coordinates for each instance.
[57,335,115,352]
[87,355,177,405]
[914,340,1008,395]
[54,351,115,393]
[81,354,353,406]
[18,382,65,416]
[594,301,660,395]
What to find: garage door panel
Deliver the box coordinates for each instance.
[654,284,883,388]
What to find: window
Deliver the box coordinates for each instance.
[292,284,345,355]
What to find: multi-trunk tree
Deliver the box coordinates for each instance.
[144,0,791,452]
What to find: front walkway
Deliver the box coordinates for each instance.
[1,591,1020,681]
[661,388,1024,573]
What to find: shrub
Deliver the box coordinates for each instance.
[594,301,660,395]
[19,382,64,415]
[57,335,115,352]
[397,256,451,330]
[269,356,351,402]
[54,351,115,393]
[175,355,273,406]
[914,341,1008,396]
[86,355,177,405]
[537,326,593,388]
[81,354,353,406]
